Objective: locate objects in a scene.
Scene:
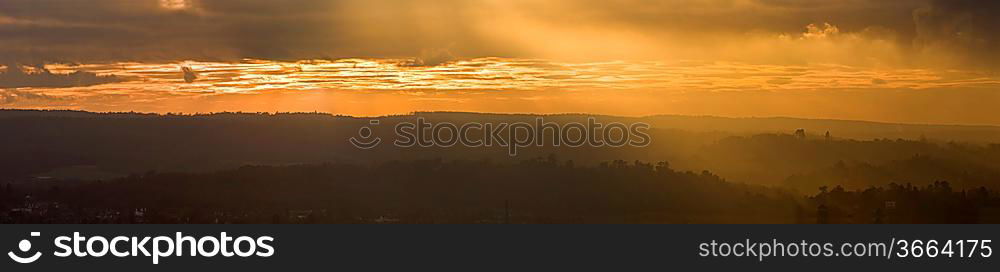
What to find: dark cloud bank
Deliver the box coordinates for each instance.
[0,0,997,67]
[0,63,121,89]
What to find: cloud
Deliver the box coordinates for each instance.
[399,48,457,67]
[181,66,198,83]
[912,0,1000,68]
[0,0,997,69]
[0,88,69,104]
[0,62,122,88]
[0,0,489,63]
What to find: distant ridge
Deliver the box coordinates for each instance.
[3,109,1000,143]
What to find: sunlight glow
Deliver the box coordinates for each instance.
[29,57,1000,98]
[6,58,1000,124]
[158,0,191,10]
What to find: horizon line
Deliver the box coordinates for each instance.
[4,108,1000,129]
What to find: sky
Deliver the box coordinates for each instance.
[1,0,999,125]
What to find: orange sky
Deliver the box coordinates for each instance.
[2,57,999,125]
[2,0,1000,125]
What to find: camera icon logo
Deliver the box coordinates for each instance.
[349,120,382,149]
[8,232,42,264]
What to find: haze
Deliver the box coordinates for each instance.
[2,0,999,125]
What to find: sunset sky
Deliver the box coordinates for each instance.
[2,0,999,125]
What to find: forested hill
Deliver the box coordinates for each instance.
[6,109,1000,142]
[3,109,1000,191]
